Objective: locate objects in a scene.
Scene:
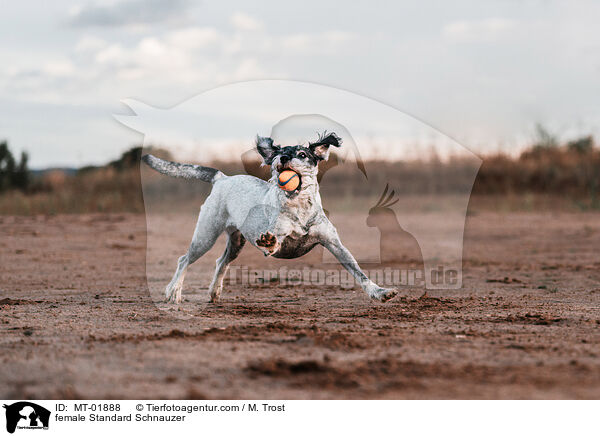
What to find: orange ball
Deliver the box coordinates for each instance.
[278,170,300,191]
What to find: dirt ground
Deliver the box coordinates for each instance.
[1,211,599,399]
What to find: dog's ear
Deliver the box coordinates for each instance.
[256,136,280,165]
[309,132,342,161]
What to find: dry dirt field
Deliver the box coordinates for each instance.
[1,211,599,399]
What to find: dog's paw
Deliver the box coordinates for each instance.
[209,291,220,304]
[166,293,181,304]
[256,232,277,253]
[165,287,182,304]
[370,287,398,303]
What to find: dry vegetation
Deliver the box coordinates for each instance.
[0,167,143,215]
[0,133,598,215]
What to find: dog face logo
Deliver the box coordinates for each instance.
[3,402,50,434]
[116,80,481,309]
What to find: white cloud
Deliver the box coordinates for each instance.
[33,20,357,95]
[74,35,108,53]
[2,6,360,108]
[42,60,75,77]
[67,0,191,28]
[230,12,263,31]
[281,31,356,54]
[94,43,127,65]
[165,27,221,50]
[219,58,270,82]
[442,18,515,42]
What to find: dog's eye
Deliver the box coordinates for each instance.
[297,152,307,159]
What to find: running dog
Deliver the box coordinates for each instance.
[142,132,398,304]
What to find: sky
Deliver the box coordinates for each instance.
[1,0,599,168]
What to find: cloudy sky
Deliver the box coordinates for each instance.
[1,0,599,168]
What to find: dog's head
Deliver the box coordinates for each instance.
[256,131,342,192]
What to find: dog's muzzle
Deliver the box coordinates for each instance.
[276,166,302,191]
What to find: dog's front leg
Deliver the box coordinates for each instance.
[320,229,398,302]
[255,231,279,256]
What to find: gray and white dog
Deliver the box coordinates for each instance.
[142,132,398,304]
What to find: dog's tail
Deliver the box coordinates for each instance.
[141,154,225,183]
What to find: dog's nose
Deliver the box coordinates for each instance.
[280,155,290,164]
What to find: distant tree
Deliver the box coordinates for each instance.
[521,124,559,160]
[532,124,558,149]
[0,141,16,191]
[12,151,30,190]
[108,146,172,171]
[77,145,171,175]
[0,141,30,192]
[109,146,143,171]
[567,136,594,154]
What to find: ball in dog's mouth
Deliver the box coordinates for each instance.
[277,170,301,191]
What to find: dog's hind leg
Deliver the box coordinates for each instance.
[208,229,246,303]
[165,201,226,303]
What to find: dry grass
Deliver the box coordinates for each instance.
[1,139,599,215]
[0,167,143,215]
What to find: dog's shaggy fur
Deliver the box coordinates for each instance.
[142,132,398,304]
